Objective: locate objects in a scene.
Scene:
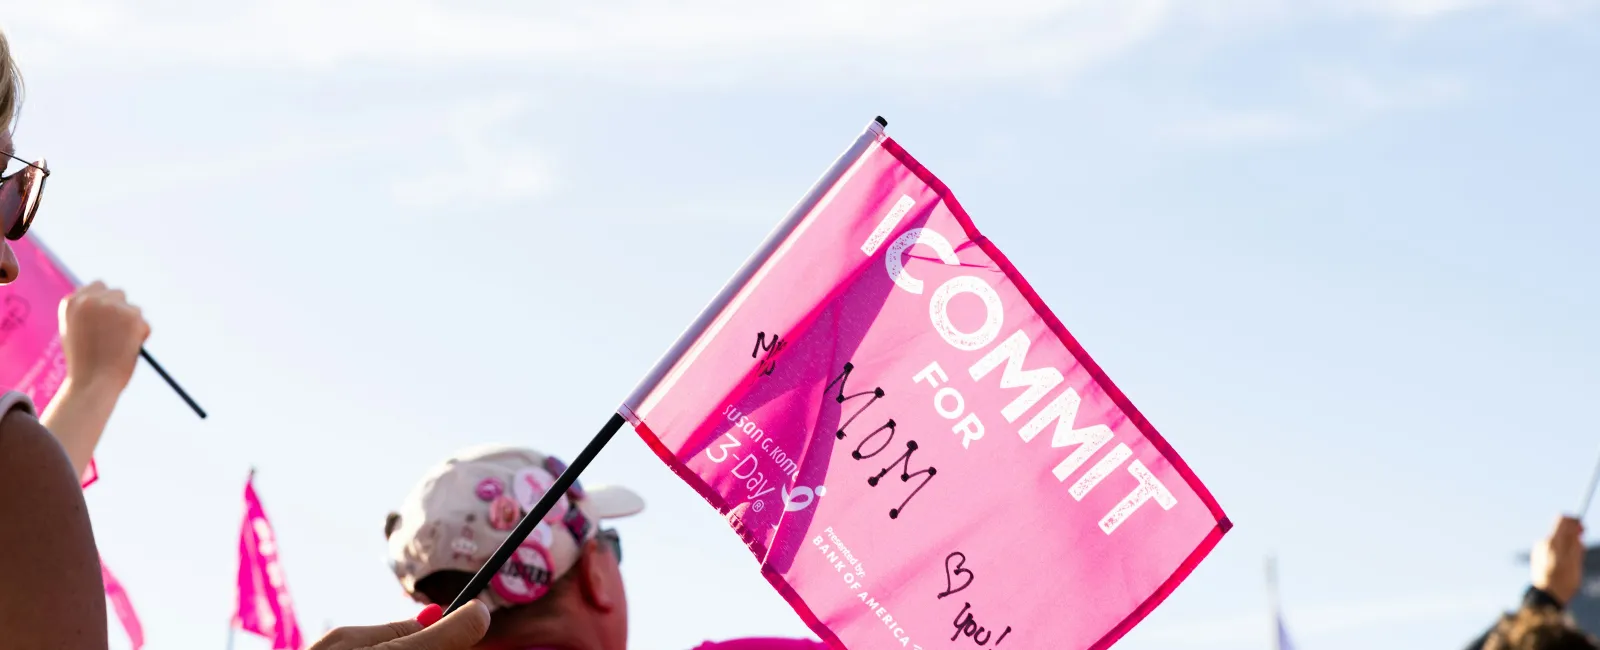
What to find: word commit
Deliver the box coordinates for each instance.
[861,195,1177,534]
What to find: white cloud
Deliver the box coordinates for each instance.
[1168,68,1468,145]
[389,96,554,208]
[4,0,1174,85]
[7,0,1574,85]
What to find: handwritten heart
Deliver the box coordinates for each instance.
[939,551,974,599]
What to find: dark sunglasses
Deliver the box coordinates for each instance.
[1,151,48,241]
[597,528,622,564]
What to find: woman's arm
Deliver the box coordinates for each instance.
[0,408,108,648]
[42,281,149,476]
[41,378,123,479]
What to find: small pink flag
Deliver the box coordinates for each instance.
[0,235,98,486]
[235,473,304,650]
[622,121,1230,649]
[100,557,145,650]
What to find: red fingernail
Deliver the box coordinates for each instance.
[416,604,443,628]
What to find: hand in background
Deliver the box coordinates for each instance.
[1532,515,1586,605]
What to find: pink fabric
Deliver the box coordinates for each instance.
[626,131,1230,649]
[692,638,829,650]
[235,475,304,650]
[101,557,145,650]
[0,237,98,486]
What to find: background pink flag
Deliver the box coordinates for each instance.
[101,557,145,650]
[0,236,97,486]
[235,473,304,650]
[623,121,1231,649]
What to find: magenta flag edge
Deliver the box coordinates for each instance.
[100,557,146,650]
[622,122,1232,650]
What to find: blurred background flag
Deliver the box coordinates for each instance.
[1269,556,1296,650]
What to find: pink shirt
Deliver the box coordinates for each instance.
[690,639,829,650]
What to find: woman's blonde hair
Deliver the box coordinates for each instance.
[0,29,22,128]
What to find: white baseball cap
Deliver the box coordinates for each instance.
[385,444,644,610]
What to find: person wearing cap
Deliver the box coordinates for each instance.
[387,445,831,650]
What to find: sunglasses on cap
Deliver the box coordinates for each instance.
[1,150,48,241]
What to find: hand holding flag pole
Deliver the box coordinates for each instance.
[31,236,206,419]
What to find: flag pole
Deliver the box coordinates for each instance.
[617,117,888,422]
[1577,447,1600,521]
[445,413,628,614]
[1266,556,1282,650]
[451,116,891,615]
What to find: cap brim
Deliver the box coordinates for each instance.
[584,485,645,519]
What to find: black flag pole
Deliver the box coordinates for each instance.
[139,348,206,418]
[446,413,628,614]
[1578,449,1600,521]
[447,115,892,613]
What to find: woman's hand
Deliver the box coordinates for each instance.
[60,281,150,394]
[1531,515,1586,605]
[309,602,490,650]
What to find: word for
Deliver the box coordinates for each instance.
[824,362,936,520]
[752,331,787,376]
[813,532,921,648]
[865,212,1178,534]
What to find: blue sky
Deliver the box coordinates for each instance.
[5,1,1600,648]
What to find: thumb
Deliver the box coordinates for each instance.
[372,601,490,650]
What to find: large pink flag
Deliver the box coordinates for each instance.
[0,236,97,486]
[235,473,304,650]
[622,121,1231,649]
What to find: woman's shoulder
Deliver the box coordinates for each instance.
[0,390,35,417]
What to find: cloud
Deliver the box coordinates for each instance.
[4,0,1172,85]
[4,0,1581,89]
[1137,588,1504,647]
[1168,68,1468,145]
[388,96,555,208]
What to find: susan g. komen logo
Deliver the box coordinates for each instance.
[0,295,30,347]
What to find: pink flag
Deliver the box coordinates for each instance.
[235,473,304,650]
[622,121,1231,649]
[0,236,97,486]
[101,557,145,650]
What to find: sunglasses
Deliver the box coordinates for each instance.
[1,150,48,241]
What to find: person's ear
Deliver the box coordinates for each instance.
[576,539,620,613]
[385,512,401,540]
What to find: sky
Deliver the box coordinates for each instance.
[3,1,1599,648]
